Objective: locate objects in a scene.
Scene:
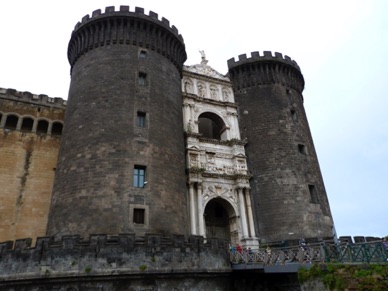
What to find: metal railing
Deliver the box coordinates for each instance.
[230,241,388,265]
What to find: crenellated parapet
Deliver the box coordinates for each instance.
[68,6,187,71]
[227,51,305,93]
[0,87,65,135]
[0,234,230,281]
[0,87,66,108]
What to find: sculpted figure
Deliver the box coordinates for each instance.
[199,50,208,65]
[222,90,229,101]
[198,84,206,97]
[199,50,206,60]
[184,80,193,93]
[210,87,218,99]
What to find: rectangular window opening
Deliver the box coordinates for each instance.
[290,109,297,121]
[139,50,147,59]
[133,208,145,224]
[134,165,146,188]
[309,185,319,204]
[138,72,147,86]
[298,144,306,155]
[136,111,146,127]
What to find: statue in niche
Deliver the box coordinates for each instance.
[210,87,218,99]
[184,80,193,93]
[189,153,198,167]
[222,90,229,101]
[197,83,206,97]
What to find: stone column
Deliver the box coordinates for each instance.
[245,188,256,238]
[238,188,249,238]
[192,79,198,96]
[227,112,240,139]
[189,104,194,122]
[189,183,197,235]
[197,183,205,237]
[16,118,22,130]
[183,104,190,129]
[32,119,38,133]
[47,122,53,135]
[0,115,6,127]
[232,112,241,139]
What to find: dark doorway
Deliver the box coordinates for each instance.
[204,198,234,242]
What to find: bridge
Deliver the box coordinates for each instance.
[230,240,388,273]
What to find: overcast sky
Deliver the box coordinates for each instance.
[1,0,387,239]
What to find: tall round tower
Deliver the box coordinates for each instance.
[227,51,334,242]
[47,6,188,238]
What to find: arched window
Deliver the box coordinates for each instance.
[198,112,227,140]
[4,114,18,130]
[51,122,63,135]
[36,119,49,134]
[21,117,34,132]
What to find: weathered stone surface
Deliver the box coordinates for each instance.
[47,7,189,238]
[0,90,65,243]
[0,234,232,289]
[228,52,334,242]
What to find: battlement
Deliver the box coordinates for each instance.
[68,6,187,70]
[0,87,66,109]
[72,6,183,43]
[0,234,230,281]
[227,51,301,71]
[227,51,304,93]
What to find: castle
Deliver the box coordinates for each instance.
[0,6,334,289]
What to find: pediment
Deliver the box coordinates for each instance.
[184,63,229,81]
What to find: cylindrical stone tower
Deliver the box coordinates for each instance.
[227,51,334,242]
[47,6,188,238]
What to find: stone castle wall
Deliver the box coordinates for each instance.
[0,234,232,290]
[0,88,65,242]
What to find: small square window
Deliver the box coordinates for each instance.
[138,72,147,86]
[298,144,306,155]
[136,112,146,127]
[134,165,146,188]
[139,50,147,59]
[133,208,145,224]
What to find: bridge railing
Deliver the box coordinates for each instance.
[230,241,388,265]
[324,241,387,263]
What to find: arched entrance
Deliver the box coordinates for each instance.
[204,198,238,244]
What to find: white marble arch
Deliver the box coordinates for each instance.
[195,109,230,140]
[202,186,238,213]
[202,195,240,245]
